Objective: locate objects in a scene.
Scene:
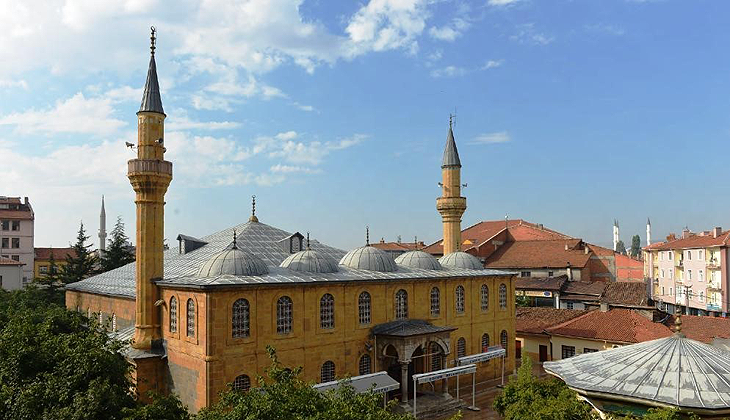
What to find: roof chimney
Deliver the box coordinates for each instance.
[565,244,569,251]
[600,302,609,312]
[682,228,691,239]
[714,227,722,238]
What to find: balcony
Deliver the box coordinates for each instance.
[675,259,684,267]
[128,159,173,176]
[707,260,720,269]
[707,283,722,292]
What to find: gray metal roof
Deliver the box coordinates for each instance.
[395,250,442,270]
[67,220,511,297]
[314,371,400,394]
[371,319,456,337]
[544,334,730,412]
[439,252,483,270]
[441,126,461,168]
[339,246,397,272]
[139,55,164,115]
[280,250,338,273]
[198,247,269,277]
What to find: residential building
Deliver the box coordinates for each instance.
[34,247,76,278]
[371,238,426,258]
[515,307,588,363]
[0,256,24,290]
[65,35,517,414]
[516,275,649,311]
[644,226,730,316]
[0,196,34,285]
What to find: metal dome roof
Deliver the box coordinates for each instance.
[395,250,442,270]
[339,246,397,272]
[280,249,338,273]
[438,252,483,270]
[197,246,269,277]
[544,334,730,414]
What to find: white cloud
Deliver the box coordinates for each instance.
[0,79,28,89]
[345,0,429,55]
[191,94,234,112]
[584,24,625,36]
[428,17,470,42]
[511,23,554,45]
[430,66,467,78]
[270,164,322,174]
[471,131,511,144]
[488,0,520,5]
[482,59,504,69]
[166,111,241,131]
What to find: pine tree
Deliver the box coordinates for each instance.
[100,216,135,273]
[59,222,98,284]
[630,234,642,258]
[615,240,627,255]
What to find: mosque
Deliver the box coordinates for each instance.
[65,29,516,413]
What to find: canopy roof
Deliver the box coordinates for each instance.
[313,371,399,394]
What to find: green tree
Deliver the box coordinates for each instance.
[615,240,627,255]
[31,249,64,304]
[122,392,191,420]
[59,221,98,285]
[630,235,642,258]
[101,216,135,273]
[197,346,416,420]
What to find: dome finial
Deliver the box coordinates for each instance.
[306,232,310,249]
[675,307,684,336]
[150,26,156,56]
[249,195,258,222]
[414,236,418,250]
[366,226,370,246]
[232,229,238,249]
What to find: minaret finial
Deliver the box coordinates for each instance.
[150,26,156,56]
[415,236,418,250]
[232,229,238,249]
[366,226,370,246]
[249,195,259,222]
[674,307,684,336]
[306,232,310,249]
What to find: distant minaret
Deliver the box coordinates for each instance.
[436,115,466,255]
[99,195,107,252]
[613,220,620,251]
[646,218,651,246]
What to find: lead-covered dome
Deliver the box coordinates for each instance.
[280,249,338,273]
[197,246,269,277]
[438,251,483,270]
[339,246,397,272]
[395,250,442,270]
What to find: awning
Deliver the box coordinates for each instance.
[457,345,506,365]
[313,371,400,394]
[412,364,477,384]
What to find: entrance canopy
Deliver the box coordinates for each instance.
[457,345,506,365]
[413,364,477,384]
[313,371,400,394]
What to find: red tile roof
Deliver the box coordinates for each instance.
[484,239,592,269]
[563,281,607,296]
[0,257,23,266]
[516,307,590,335]
[670,315,730,344]
[515,275,569,292]
[34,247,76,261]
[601,282,649,307]
[644,231,730,251]
[546,308,673,344]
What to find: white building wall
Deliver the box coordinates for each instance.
[0,264,23,291]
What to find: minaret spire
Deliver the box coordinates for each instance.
[98,195,107,252]
[437,115,467,254]
[646,217,652,246]
[249,195,258,222]
[139,26,164,115]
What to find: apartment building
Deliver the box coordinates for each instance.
[644,227,729,316]
[0,197,34,286]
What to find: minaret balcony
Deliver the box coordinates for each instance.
[128,159,173,177]
[436,197,466,213]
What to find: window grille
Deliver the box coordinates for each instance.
[277,296,293,334]
[562,345,575,359]
[480,284,489,311]
[395,289,408,319]
[430,287,440,316]
[169,296,177,333]
[481,333,490,352]
[232,298,250,338]
[457,337,466,358]
[455,285,465,313]
[321,361,335,382]
[499,284,507,309]
[358,292,371,325]
[320,293,335,329]
[187,299,195,337]
[431,343,442,371]
[233,374,251,392]
[359,354,371,375]
[500,330,508,354]
[567,302,574,310]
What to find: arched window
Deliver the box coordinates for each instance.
[320,293,335,329]
[277,296,293,334]
[480,284,489,311]
[359,354,371,375]
[169,296,178,333]
[232,298,250,338]
[358,292,371,325]
[457,337,466,358]
[482,333,490,352]
[500,330,508,354]
[233,374,251,392]
[455,285,465,313]
[187,299,195,337]
[499,283,507,309]
[431,343,442,371]
[430,287,440,316]
[321,360,335,382]
[395,289,408,319]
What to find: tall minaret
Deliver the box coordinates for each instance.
[98,196,107,252]
[613,219,620,251]
[436,116,466,255]
[646,217,652,246]
[129,27,172,350]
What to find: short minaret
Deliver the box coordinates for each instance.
[436,116,466,255]
[646,217,652,246]
[613,220,620,251]
[98,195,107,252]
[128,27,172,350]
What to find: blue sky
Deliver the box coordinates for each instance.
[1,0,729,251]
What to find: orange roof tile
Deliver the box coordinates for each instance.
[644,231,730,251]
[34,247,76,261]
[601,281,649,307]
[670,315,730,344]
[516,307,590,335]
[484,239,592,269]
[0,257,23,266]
[546,308,672,344]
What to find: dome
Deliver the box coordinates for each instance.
[339,246,397,272]
[280,250,338,273]
[395,250,442,270]
[197,247,269,277]
[438,252,483,270]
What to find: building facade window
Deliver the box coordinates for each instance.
[457,337,466,358]
[277,296,293,334]
[687,251,692,260]
[11,221,19,231]
[0,221,7,230]
[661,269,665,278]
[688,270,692,280]
[567,301,574,310]
[186,298,195,337]
[520,271,531,277]
[431,343,442,371]
[455,285,465,313]
[0,238,6,248]
[232,298,250,338]
[480,284,489,311]
[583,348,598,353]
[561,345,576,359]
[358,292,371,325]
[11,238,19,248]
[395,289,408,320]
[321,361,335,382]
[499,284,507,309]
[169,297,177,333]
[481,333,490,352]
[320,293,335,329]
[699,270,704,281]
[233,374,251,392]
[430,287,440,316]
[500,330,508,354]
[359,354,371,375]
